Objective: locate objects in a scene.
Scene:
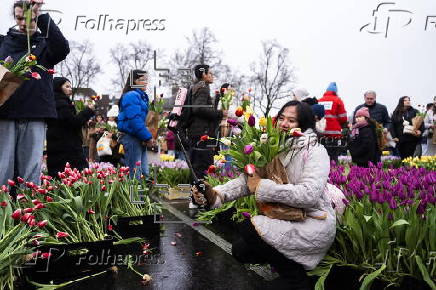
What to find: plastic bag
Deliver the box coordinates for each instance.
[96,132,112,156]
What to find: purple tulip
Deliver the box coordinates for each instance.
[242,212,251,219]
[388,198,398,209]
[227,119,238,126]
[248,115,255,127]
[243,145,254,154]
[4,56,13,64]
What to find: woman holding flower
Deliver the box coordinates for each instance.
[192,101,335,289]
[117,70,155,179]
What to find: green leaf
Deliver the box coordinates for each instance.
[389,219,409,229]
[314,264,333,290]
[415,256,436,290]
[359,264,386,290]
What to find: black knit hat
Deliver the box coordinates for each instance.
[53,77,70,94]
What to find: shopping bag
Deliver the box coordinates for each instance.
[96,132,112,156]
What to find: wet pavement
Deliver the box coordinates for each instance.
[40,198,269,290]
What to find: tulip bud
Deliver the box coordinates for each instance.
[11,209,22,220]
[235,106,244,117]
[17,177,24,184]
[248,115,255,127]
[56,232,70,238]
[244,164,256,176]
[200,135,209,141]
[23,208,34,213]
[207,165,216,174]
[0,201,8,207]
[21,213,32,222]
[7,179,16,187]
[25,182,35,189]
[259,117,267,127]
[37,220,48,228]
[34,203,45,210]
[1,185,9,193]
[101,185,107,191]
[243,145,254,155]
[45,196,53,202]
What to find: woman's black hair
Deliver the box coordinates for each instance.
[12,1,27,16]
[118,70,147,108]
[194,64,209,80]
[276,100,316,132]
[392,96,411,121]
[426,103,434,111]
[122,69,147,95]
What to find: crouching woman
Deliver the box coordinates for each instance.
[192,101,336,289]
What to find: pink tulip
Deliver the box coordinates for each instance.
[34,203,45,210]
[37,220,48,228]
[244,164,256,176]
[1,185,9,193]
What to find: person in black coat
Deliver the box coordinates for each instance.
[349,107,379,167]
[352,91,391,128]
[0,1,69,186]
[389,96,425,160]
[46,77,94,177]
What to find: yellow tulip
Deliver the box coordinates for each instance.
[259,117,267,127]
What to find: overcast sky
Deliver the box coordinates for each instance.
[2,0,436,115]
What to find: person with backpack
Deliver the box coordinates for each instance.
[117,70,155,179]
[185,65,227,183]
[348,107,379,167]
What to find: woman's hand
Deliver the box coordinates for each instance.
[414,130,421,136]
[191,182,219,206]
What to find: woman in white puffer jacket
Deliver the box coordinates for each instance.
[192,101,336,289]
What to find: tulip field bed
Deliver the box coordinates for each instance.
[196,161,436,290]
[0,165,162,289]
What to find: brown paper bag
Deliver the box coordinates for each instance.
[412,115,424,132]
[255,156,306,221]
[0,66,23,107]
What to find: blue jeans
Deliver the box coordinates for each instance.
[120,134,149,179]
[0,120,46,186]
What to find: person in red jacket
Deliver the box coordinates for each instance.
[318,82,348,161]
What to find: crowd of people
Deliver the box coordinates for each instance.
[1,2,436,289]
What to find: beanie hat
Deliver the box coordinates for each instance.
[302,97,318,106]
[291,88,309,101]
[311,104,325,119]
[107,105,119,118]
[355,107,370,118]
[53,77,70,94]
[326,82,337,93]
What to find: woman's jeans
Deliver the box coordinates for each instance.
[120,134,149,179]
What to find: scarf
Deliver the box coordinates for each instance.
[351,120,368,137]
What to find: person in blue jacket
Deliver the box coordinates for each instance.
[0,1,69,187]
[117,70,155,179]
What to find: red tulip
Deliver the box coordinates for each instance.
[40,253,52,259]
[200,135,209,141]
[47,69,55,75]
[37,220,48,228]
[47,186,54,191]
[23,208,34,213]
[45,196,53,202]
[65,162,71,168]
[37,188,47,195]
[1,185,9,193]
[235,106,244,117]
[107,224,113,231]
[135,161,141,166]
[290,128,304,137]
[32,199,41,205]
[25,182,35,189]
[101,185,107,191]
[21,213,32,222]
[11,209,22,220]
[17,177,24,184]
[207,165,216,174]
[244,164,256,176]
[56,232,70,238]
[7,179,16,187]
[0,201,8,207]
[87,209,95,214]
[31,72,41,80]
[27,218,37,227]
[16,194,26,201]
[34,203,45,210]
[58,172,66,179]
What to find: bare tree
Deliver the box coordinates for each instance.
[56,40,101,98]
[249,40,296,117]
[109,40,154,91]
[167,27,228,87]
